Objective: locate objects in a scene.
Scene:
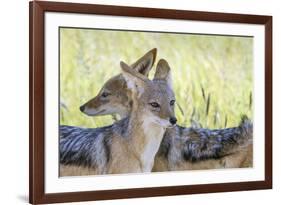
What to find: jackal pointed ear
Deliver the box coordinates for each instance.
[120,61,148,95]
[131,48,157,77]
[153,59,172,88]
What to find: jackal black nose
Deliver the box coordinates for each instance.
[169,117,177,125]
[80,105,85,112]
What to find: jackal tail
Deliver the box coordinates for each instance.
[182,117,253,162]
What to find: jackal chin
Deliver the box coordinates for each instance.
[82,108,107,116]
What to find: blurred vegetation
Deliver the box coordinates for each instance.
[60,28,253,129]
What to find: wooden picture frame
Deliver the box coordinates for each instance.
[29,1,272,204]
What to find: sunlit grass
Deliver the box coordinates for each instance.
[60,28,253,129]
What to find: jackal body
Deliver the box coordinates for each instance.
[78,49,253,171]
[60,118,162,175]
[61,122,252,174]
[60,57,176,176]
[152,124,252,171]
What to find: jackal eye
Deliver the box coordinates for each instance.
[101,92,110,98]
[149,102,160,108]
[170,100,175,106]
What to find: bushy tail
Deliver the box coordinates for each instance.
[218,116,253,155]
[182,117,253,162]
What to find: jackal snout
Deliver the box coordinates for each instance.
[79,97,107,116]
[80,104,85,112]
[169,117,177,125]
[147,95,177,128]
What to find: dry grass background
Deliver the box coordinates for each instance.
[60,28,253,129]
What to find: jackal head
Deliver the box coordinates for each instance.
[80,48,157,118]
[120,59,177,128]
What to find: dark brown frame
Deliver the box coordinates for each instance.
[29,1,272,204]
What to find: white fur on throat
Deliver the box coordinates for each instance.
[140,116,166,172]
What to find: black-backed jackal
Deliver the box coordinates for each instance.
[60,58,177,175]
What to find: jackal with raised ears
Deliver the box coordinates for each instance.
[71,48,253,171]
[60,56,176,176]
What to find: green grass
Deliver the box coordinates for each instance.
[60,28,253,129]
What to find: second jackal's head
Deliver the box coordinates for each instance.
[120,59,177,128]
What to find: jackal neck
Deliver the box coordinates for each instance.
[127,112,166,172]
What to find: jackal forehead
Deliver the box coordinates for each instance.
[104,76,126,91]
[148,81,174,99]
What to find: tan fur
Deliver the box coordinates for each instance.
[60,133,148,176]
[60,165,100,176]
[61,103,167,176]
[60,134,148,176]
[107,123,165,174]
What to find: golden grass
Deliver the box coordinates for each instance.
[60,28,253,129]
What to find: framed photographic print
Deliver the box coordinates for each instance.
[29,1,272,204]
